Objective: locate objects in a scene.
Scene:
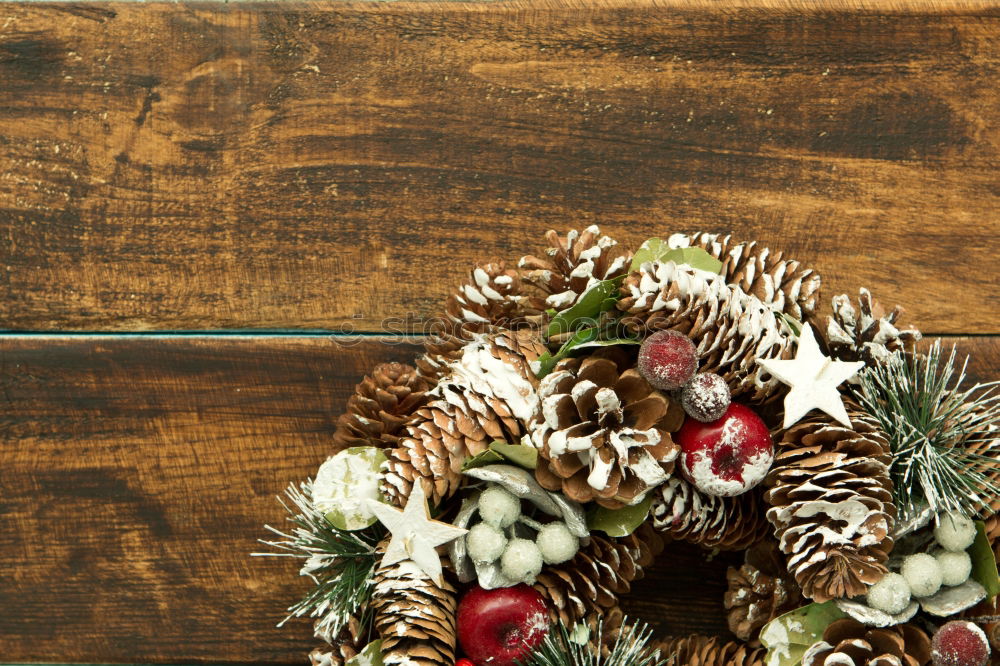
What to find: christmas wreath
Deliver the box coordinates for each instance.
[259,228,1000,666]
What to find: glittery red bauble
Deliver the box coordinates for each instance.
[676,402,773,497]
[932,621,991,666]
[637,329,698,390]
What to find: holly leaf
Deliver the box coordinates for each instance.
[546,277,622,339]
[345,640,383,666]
[971,520,1000,599]
[461,448,505,472]
[489,441,538,470]
[585,494,654,537]
[759,602,845,666]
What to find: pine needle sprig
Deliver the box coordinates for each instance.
[853,341,1000,521]
[253,480,385,642]
[516,618,668,666]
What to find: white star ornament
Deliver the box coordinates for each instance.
[758,323,865,429]
[366,481,468,586]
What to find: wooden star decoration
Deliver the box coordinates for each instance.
[758,323,865,429]
[366,481,468,586]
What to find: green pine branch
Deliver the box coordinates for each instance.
[516,618,668,666]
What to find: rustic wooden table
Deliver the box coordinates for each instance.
[1,1,998,663]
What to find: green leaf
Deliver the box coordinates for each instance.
[776,311,803,337]
[489,441,538,470]
[629,237,670,272]
[586,494,654,537]
[759,602,845,666]
[630,238,724,275]
[345,640,384,666]
[970,520,1000,599]
[546,277,623,339]
[461,448,505,472]
[574,336,642,350]
[534,327,602,378]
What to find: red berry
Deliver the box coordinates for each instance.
[680,373,731,422]
[676,403,773,497]
[456,660,476,666]
[932,621,991,666]
[457,584,549,666]
[637,330,698,390]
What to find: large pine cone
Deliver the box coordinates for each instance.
[419,262,546,379]
[308,614,365,666]
[617,261,795,403]
[650,476,770,552]
[519,226,631,315]
[382,329,547,506]
[764,410,896,603]
[672,232,822,321]
[724,541,803,642]
[372,545,458,666]
[802,619,931,666]
[332,362,431,452]
[529,351,684,509]
[825,288,921,365]
[533,523,665,628]
[655,634,767,666]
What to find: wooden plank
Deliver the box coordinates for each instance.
[0,333,996,663]
[0,2,998,332]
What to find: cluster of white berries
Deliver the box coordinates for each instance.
[867,512,978,615]
[465,485,581,585]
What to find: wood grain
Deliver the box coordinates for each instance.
[0,2,998,332]
[0,333,995,663]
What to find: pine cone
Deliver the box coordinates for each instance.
[519,225,631,314]
[382,329,547,506]
[764,410,896,603]
[308,614,365,666]
[802,618,931,666]
[617,261,796,403]
[419,263,546,379]
[533,523,665,628]
[372,544,458,666]
[529,350,683,509]
[650,476,770,552]
[655,634,767,666]
[672,232,822,321]
[724,541,803,642]
[825,288,922,365]
[332,362,431,452]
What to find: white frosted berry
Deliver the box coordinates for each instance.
[936,550,973,587]
[466,522,507,564]
[902,553,943,597]
[866,572,912,615]
[500,538,543,584]
[935,512,977,552]
[680,373,731,423]
[536,522,580,565]
[479,486,521,529]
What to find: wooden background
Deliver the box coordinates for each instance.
[1,1,998,663]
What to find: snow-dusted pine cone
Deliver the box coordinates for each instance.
[382,329,546,506]
[825,288,922,365]
[419,262,546,379]
[530,350,684,509]
[308,613,365,666]
[724,541,803,642]
[650,476,770,552]
[670,232,822,322]
[801,619,931,666]
[519,225,631,315]
[764,410,895,603]
[617,261,796,403]
[655,634,767,666]
[533,523,665,628]
[332,362,431,452]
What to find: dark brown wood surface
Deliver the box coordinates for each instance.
[0,335,995,663]
[1,2,999,332]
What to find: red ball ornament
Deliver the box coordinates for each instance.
[932,621,991,666]
[676,402,773,497]
[637,329,698,391]
[456,584,549,666]
[456,660,476,666]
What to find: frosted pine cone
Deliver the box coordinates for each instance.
[519,226,631,314]
[802,619,931,666]
[332,362,431,452]
[655,634,767,666]
[764,410,896,603]
[669,232,822,321]
[617,261,796,403]
[382,329,546,506]
[529,351,683,509]
[650,476,770,551]
[825,288,922,365]
[308,613,365,666]
[724,541,803,642]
